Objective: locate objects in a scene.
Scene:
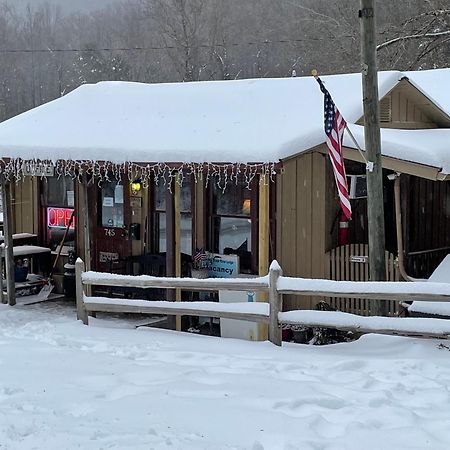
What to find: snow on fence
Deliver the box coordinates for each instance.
[76,258,450,346]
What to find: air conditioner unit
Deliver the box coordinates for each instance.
[347,174,367,199]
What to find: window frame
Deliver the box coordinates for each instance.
[207,177,259,274]
[151,176,194,256]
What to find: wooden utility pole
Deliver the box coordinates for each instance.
[359,0,387,315]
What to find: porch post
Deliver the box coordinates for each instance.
[1,176,16,306]
[257,175,270,340]
[81,173,92,296]
[165,178,176,329]
[174,178,182,331]
[0,243,4,304]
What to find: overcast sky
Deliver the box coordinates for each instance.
[14,0,120,14]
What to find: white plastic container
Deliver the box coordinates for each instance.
[219,278,259,341]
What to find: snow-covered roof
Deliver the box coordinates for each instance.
[405,68,450,118]
[0,68,448,174]
[345,125,450,175]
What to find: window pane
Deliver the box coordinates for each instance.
[181,214,192,255]
[217,217,251,253]
[43,176,74,207]
[213,182,251,216]
[158,212,166,253]
[101,181,124,227]
[154,182,166,211]
[180,179,192,213]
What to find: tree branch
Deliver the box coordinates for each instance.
[377,30,450,51]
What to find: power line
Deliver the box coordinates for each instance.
[0,36,354,54]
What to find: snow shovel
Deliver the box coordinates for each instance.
[31,279,54,302]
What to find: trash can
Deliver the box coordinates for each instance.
[63,263,76,298]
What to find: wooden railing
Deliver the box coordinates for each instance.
[76,258,450,346]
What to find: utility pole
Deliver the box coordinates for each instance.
[359,0,387,315]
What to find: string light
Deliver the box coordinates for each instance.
[0,159,277,190]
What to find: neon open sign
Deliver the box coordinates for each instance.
[47,207,75,229]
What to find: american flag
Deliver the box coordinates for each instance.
[193,248,207,267]
[316,77,352,220]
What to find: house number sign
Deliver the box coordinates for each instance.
[104,228,116,237]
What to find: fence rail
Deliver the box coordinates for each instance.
[76,258,450,346]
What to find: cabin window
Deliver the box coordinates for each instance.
[209,177,258,273]
[42,176,76,250]
[100,180,124,228]
[153,178,193,255]
[180,178,193,255]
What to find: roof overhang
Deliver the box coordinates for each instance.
[314,144,447,181]
[344,147,443,180]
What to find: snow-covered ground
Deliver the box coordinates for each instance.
[1,302,450,449]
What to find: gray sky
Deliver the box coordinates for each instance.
[13,0,121,14]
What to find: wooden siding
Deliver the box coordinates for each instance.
[277,152,328,310]
[403,175,450,278]
[12,177,38,234]
[356,79,450,129]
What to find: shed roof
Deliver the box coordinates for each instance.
[0,69,448,175]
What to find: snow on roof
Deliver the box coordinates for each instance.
[345,125,450,175]
[406,68,450,117]
[0,69,448,171]
[0,71,401,164]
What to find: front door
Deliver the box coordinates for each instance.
[92,179,132,273]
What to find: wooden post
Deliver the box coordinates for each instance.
[75,258,88,325]
[0,245,5,304]
[174,178,182,331]
[359,0,387,315]
[1,176,15,306]
[81,174,92,296]
[81,175,91,271]
[165,179,176,329]
[257,175,270,340]
[268,260,282,346]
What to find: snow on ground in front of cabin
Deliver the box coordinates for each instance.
[1,302,450,450]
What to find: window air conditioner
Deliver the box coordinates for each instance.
[347,174,367,199]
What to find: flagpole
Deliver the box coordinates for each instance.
[343,124,373,172]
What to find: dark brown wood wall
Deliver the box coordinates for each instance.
[403,175,450,278]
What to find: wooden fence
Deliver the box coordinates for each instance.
[325,244,400,316]
[76,258,450,346]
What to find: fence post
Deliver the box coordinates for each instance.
[268,260,282,346]
[76,258,88,325]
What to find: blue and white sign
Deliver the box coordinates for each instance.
[206,253,239,278]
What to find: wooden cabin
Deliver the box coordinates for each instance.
[1,69,449,321]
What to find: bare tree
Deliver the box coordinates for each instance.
[0,0,449,123]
